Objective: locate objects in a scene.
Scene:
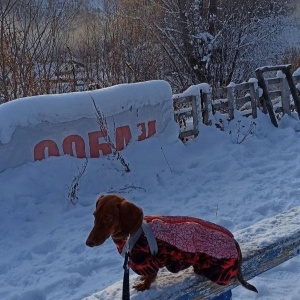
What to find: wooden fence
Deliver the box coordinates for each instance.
[173,64,300,137]
[173,85,212,141]
[174,95,199,141]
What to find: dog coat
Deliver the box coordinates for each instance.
[114,216,239,285]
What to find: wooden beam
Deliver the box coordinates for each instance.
[256,64,292,73]
[151,206,300,300]
[173,95,195,105]
[85,206,300,300]
[255,69,278,127]
[248,81,258,119]
[226,84,235,120]
[282,65,300,116]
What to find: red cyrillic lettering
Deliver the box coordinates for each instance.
[137,120,156,141]
[116,125,132,151]
[34,140,59,160]
[63,135,86,158]
[147,120,156,137]
[88,130,112,158]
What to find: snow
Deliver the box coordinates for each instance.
[293,67,300,77]
[1,90,300,300]
[0,80,171,144]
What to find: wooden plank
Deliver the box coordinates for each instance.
[268,90,282,98]
[227,85,235,120]
[174,95,198,140]
[280,76,291,115]
[231,82,250,92]
[255,69,278,127]
[154,207,300,300]
[282,66,300,116]
[212,99,228,105]
[248,81,258,119]
[179,130,196,139]
[201,91,210,125]
[191,97,199,135]
[152,206,300,300]
[265,77,281,85]
[86,206,300,300]
[256,64,292,73]
[174,96,194,105]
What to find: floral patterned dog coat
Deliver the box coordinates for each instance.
[114,216,239,285]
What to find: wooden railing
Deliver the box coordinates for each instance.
[173,84,211,141]
[174,64,300,137]
[173,95,199,141]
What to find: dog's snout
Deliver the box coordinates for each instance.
[86,239,95,247]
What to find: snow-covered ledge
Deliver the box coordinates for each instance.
[0,80,176,173]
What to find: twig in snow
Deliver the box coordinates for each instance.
[68,158,88,205]
[161,147,172,173]
[89,93,130,173]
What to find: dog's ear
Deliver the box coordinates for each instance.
[119,200,143,235]
[95,195,105,208]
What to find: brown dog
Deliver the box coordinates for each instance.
[86,194,257,293]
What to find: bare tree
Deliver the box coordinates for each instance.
[0,0,78,101]
[0,0,18,102]
[1,0,297,101]
[146,0,296,91]
[68,0,164,87]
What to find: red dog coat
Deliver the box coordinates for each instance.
[114,216,239,285]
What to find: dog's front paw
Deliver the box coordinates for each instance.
[133,275,157,291]
[133,280,149,291]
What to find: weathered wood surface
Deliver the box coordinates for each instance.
[254,64,300,126]
[201,90,210,125]
[210,66,300,122]
[248,81,258,118]
[226,85,235,120]
[174,95,199,140]
[282,66,300,116]
[174,95,195,105]
[256,64,292,73]
[255,69,278,127]
[84,206,300,300]
[154,206,300,300]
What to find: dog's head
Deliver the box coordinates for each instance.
[86,194,143,247]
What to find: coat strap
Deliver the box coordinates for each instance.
[121,221,158,257]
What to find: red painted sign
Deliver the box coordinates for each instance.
[34,121,156,161]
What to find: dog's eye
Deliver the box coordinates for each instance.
[103,215,112,224]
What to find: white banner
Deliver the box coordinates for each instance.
[0,80,175,173]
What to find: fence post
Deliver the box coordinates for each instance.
[248,81,258,119]
[227,83,235,120]
[255,68,278,127]
[282,65,300,116]
[191,96,199,136]
[201,90,211,125]
[279,75,291,115]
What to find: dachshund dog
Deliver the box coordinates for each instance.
[86,194,257,293]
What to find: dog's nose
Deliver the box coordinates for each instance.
[86,239,95,247]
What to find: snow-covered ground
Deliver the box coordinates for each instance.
[1,108,300,300]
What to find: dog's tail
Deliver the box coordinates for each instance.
[235,240,258,293]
